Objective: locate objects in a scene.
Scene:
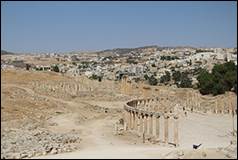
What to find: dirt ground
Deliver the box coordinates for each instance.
[1,69,237,159]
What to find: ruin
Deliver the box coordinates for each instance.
[121,86,237,147]
[123,98,180,147]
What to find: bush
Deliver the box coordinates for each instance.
[144,74,149,80]
[179,72,192,88]
[52,65,59,72]
[160,71,171,84]
[172,71,192,88]
[172,71,181,82]
[148,75,158,86]
[90,74,103,82]
[26,64,30,70]
[160,55,179,61]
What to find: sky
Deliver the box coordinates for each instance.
[1,1,237,53]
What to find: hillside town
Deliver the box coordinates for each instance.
[2,46,237,87]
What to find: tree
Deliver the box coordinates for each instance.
[179,72,192,88]
[197,70,214,95]
[160,71,171,84]
[197,62,237,95]
[144,74,149,80]
[26,64,30,70]
[172,71,181,82]
[212,82,225,96]
[148,75,158,86]
[90,74,103,82]
[52,65,59,72]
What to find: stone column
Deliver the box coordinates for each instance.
[152,114,157,138]
[229,95,233,115]
[75,83,78,95]
[150,115,153,135]
[156,115,160,140]
[137,113,141,134]
[134,112,137,130]
[123,110,128,131]
[174,116,179,147]
[164,115,169,144]
[129,111,132,130]
[142,115,145,135]
[215,99,218,114]
[232,109,235,136]
[146,115,150,135]
[127,110,131,130]
[222,97,225,114]
[132,111,135,130]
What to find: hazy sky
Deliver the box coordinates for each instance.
[1,1,237,53]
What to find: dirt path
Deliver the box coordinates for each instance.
[34,114,173,159]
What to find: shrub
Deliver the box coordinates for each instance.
[51,65,59,72]
[172,71,181,82]
[179,72,192,88]
[26,64,30,70]
[90,74,103,82]
[144,74,149,80]
[148,75,158,86]
[160,71,171,84]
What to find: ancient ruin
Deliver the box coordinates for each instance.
[123,98,180,147]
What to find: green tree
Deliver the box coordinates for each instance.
[52,65,59,72]
[144,74,149,80]
[212,82,225,96]
[160,71,171,84]
[197,61,237,95]
[172,71,181,82]
[197,70,214,95]
[148,75,158,86]
[179,72,192,88]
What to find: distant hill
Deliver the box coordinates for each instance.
[94,45,198,56]
[95,45,159,56]
[1,50,16,55]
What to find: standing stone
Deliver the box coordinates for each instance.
[164,115,169,144]
[142,115,145,136]
[146,115,150,135]
[137,113,141,134]
[156,115,160,141]
[152,115,157,137]
[174,116,179,147]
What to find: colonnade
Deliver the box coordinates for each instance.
[123,98,179,147]
[185,90,236,115]
[31,80,96,96]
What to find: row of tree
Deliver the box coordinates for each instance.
[160,55,179,61]
[145,70,192,88]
